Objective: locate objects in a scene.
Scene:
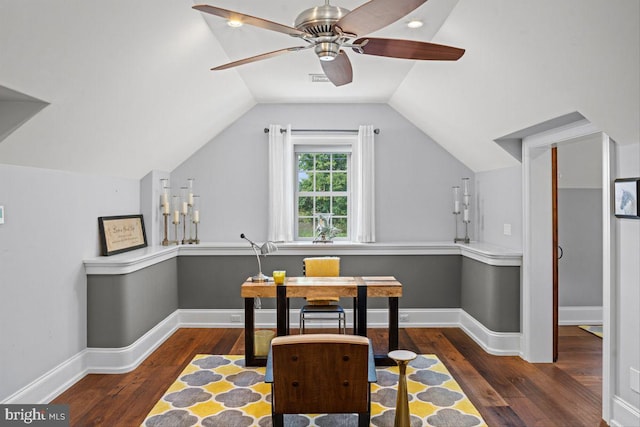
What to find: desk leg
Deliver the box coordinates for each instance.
[374,297,399,366]
[244,297,259,366]
[357,285,367,337]
[276,285,287,336]
[352,297,358,334]
[389,297,399,351]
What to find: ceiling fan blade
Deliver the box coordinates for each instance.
[212,47,306,71]
[336,0,427,36]
[353,37,465,61]
[321,51,353,86]
[193,4,308,37]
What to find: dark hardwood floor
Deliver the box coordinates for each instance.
[53,326,604,426]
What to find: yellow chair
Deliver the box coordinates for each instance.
[265,334,376,427]
[299,257,346,334]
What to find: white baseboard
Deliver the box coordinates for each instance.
[458,311,522,356]
[609,395,640,427]
[4,308,520,404]
[84,311,181,374]
[2,350,89,405]
[558,306,603,325]
[1,312,180,404]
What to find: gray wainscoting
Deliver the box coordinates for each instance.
[178,254,461,310]
[461,257,521,332]
[87,253,520,348]
[87,258,178,347]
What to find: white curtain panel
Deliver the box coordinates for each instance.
[267,124,294,242]
[353,125,376,242]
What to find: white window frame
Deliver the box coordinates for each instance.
[293,135,356,241]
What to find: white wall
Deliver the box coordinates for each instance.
[0,0,254,179]
[475,165,522,249]
[171,103,475,243]
[0,164,139,402]
[614,142,640,410]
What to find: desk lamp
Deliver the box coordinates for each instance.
[241,233,278,282]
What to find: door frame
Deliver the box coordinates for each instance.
[522,119,615,421]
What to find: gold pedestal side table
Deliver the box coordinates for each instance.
[389,349,418,427]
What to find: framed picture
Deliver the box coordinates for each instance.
[98,214,148,256]
[614,178,639,219]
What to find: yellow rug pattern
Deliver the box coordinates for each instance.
[579,325,603,338]
[142,354,486,427]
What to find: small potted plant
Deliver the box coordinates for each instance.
[314,213,340,243]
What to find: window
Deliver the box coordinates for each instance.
[296,151,350,240]
[267,125,375,243]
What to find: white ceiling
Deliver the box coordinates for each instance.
[0,0,638,178]
[195,0,460,103]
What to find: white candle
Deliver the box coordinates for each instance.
[182,202,188,215]
[163,203,169,214]
[463,208,469,222]
[188,193,194,206]
[193,210,200,223]
[452,186,461,214]
[173,210,180,224]
[161,193,168,207]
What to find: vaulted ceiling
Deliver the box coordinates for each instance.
[0,0,638,179]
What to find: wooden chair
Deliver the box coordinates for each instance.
[265,334,376,427]
[299,257,345,333]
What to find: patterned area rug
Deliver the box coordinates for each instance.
[579,325,603,338]
[142,354,486,427]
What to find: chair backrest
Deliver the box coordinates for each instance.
[303,257,341,304]
[303,257,340,277]
[270,334,370,414]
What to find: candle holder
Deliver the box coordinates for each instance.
[453,180,471,243]
[191,195,200,244]
[171,195,181,244]
[161,181,179,246]
[159,178,201,246]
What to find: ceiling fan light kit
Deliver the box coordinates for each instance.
[193,0,465,86]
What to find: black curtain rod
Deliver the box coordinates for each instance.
[263,127,380,134]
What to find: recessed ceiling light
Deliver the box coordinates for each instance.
[227,20,243,28]
[407,20,423,29]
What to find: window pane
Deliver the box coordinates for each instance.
[298,153,314,171]
[333,196,347,215]
[333,154,347,171]
[316,154,331,170]
[333,217,348,237]
[298,218,314,237]
[295,149,351,240]
[333,172,347,191]
[298,170,313,192]
[298,197,314,216]
[316,172,330,191]
[316,196,330,213]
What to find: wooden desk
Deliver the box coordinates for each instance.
[241,276,402,366]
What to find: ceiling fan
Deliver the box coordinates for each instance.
[192,0,465,86]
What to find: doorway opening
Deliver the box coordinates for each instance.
[522,119,615,420]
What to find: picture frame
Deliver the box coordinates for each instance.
[98,214,148,256]
[614,178,639,219]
